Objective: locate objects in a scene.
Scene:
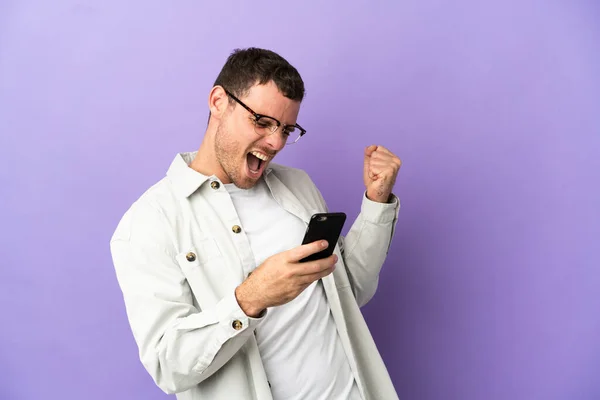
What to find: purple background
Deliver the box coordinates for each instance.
[1,1,599,399]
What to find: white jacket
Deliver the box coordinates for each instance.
[110,152,400,399]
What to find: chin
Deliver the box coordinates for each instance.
[233,179,256,190]
[230,170,260,189]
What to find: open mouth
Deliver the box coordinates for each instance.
[246,151,270,177]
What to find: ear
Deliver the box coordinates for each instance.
[208,85,229,120]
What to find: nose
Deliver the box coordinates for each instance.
[263,129,287,150]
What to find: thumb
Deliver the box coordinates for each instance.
[364,145,377,179]
[364,144,378,159]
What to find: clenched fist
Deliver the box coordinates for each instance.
[363,145,402,203]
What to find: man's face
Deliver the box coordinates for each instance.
[214,81,301,189]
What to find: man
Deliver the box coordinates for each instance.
[110,47,402,400]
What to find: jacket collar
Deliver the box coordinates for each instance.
[166,151,278,199]
[166,152,211,198]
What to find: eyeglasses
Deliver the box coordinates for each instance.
[223,88,306,145]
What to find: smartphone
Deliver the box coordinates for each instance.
[299,212,347,263]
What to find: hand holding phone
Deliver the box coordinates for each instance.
[234,212,346,317]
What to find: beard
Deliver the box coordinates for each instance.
[214,122,260,189]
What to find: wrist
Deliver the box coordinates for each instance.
[366,189,393,203]
[235,284,265,318]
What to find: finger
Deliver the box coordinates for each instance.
[300,266,336,285]
[371,148,400,164]
[295,254,337,276]
[369,158,396,169]
[288,240,329,262]
[364,145,378,158]
[364,146,376,182]
[371,151,402,168]
[369,161,396,176]
[367,169,394,183]
[369,150,396,162]
[370,156,401,172]
[298,263,335,286]
[373,147,400,163]
[373,146,394,156]
[367,154,390,177]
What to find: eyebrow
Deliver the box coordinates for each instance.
[226,89,299,129]
[253,110,298,128]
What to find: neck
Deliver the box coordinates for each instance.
[189,130,230,183]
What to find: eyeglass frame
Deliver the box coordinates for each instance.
[222,88,307,145]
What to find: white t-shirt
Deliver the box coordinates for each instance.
[225,178,362,400]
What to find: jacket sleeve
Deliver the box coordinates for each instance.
[109,203,265,394]
[307,175,400,306]
[338,192,400,306]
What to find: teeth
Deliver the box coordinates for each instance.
[250,151,269,161]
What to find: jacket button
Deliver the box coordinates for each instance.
[185,252,196,262]
[232,320,243,330]
[232,225,242,234]
[210,181,220,190]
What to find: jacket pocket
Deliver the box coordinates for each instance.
[176,237,222,266]
[175,238,224,308]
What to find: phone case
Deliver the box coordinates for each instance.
[299,212,347,262]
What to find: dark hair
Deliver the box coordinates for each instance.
[214,47,305,102]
